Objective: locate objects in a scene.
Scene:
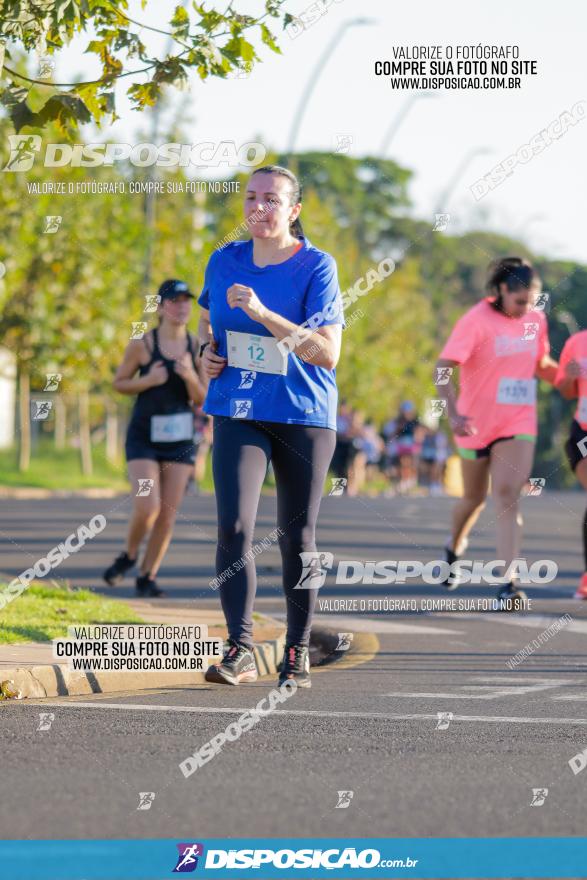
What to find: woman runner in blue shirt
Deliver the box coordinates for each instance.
[199,165,344,688]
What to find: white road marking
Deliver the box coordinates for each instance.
[15,700,587,726]
[441,612,587,634]
[384,677,574,701]
[307,613,462,635]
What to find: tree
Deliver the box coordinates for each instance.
[0,1,294,136]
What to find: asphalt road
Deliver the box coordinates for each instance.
[0,489,584,601]
[1,492,587,842]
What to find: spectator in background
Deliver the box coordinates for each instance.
[419,426,449,495]
[360,419,385,481]
[332,398,353,482]
[346,409,368,496]
[193,407,212,492]
[382,401,422,494]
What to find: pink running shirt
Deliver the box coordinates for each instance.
[556,330,587,430]
[439,298,549,449]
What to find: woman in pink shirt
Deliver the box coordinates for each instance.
[556,330,587,598]
[434,257,558,607]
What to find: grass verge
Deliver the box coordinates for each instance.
[0,583,144,645]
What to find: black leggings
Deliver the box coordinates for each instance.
[212,416,336,648]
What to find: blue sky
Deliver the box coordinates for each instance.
[43,0,587,263]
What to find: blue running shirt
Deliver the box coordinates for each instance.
[198,237,343,429]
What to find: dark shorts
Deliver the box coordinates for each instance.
[565,419,587,473]
[125,423,195,466]
[458,433,535,461]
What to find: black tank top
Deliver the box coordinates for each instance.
[128,328,197,434]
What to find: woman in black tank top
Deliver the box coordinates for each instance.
[102,280,205,597]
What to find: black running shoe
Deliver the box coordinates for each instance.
[135,574,165,598]
[103,551,136,586]
[439,539,468,591]
[205,639,258,685]
[278,644,311,689]
[497,582,528,612]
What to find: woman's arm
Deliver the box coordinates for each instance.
[226,283,342,370]
[198,306,227,381]
[433,358,476,437]
[535,354,559,385]
[113,339,162,395]
[173,342,206,405]
[556,357,580,400]
[198,308,212,351]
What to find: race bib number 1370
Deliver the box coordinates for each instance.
[496,377,536,405]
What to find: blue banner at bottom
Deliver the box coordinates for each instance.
[2,838,586,879]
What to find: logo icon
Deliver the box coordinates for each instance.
[530,787,548,806]
[238,370,256,389]
[527,477,545,497]
[523,322,539,341]
[427,398,447,418]
[32,400,53,420]
[231,399,252,419]
[336,632,354,652]
[144,294,161,313]
[335,790,354,809]
[43,373,62,391]
[173,843,204,873]
[334,134,353,154]
[43,215,62,234]
[435,711,453,730]
[130,322,148,340]
[293,551,334,590]
[37,56,55,80]
[434,366,453,386]
[137,792,156,811]
[3,135,42,172]
[37,712,55,731]
[433,213,451,232]
[136,479,155,497]
[329,477,347,496]
[534,291,551,313]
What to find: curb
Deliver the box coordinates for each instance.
[0,632,286,701]
[0,624,378,701]
[0,488,125,499]
[0,488,215,499]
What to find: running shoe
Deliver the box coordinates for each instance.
[135,574,165,598]
[205,639,258,685]
[574,573,587,600]
[497,582,528,612]
[103,551,136,586]
[278,644,311,689]
[440,539,468,591]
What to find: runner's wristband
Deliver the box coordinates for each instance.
[199,341,210,358]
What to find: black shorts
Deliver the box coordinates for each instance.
[125,424,195,466]
[458,433,535,461]
[565,419,587,473]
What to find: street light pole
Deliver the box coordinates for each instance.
[286,18,375,158]
[379,93,436,156]
[434,147,494,216]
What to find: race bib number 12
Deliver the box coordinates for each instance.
[227,331,288,376]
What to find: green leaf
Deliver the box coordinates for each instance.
[9,99,36,133]
[127,81,161,109]
[260,23,280,53]
[26,84,56,113]
[171,5,189,27]
[35,93,92,134]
